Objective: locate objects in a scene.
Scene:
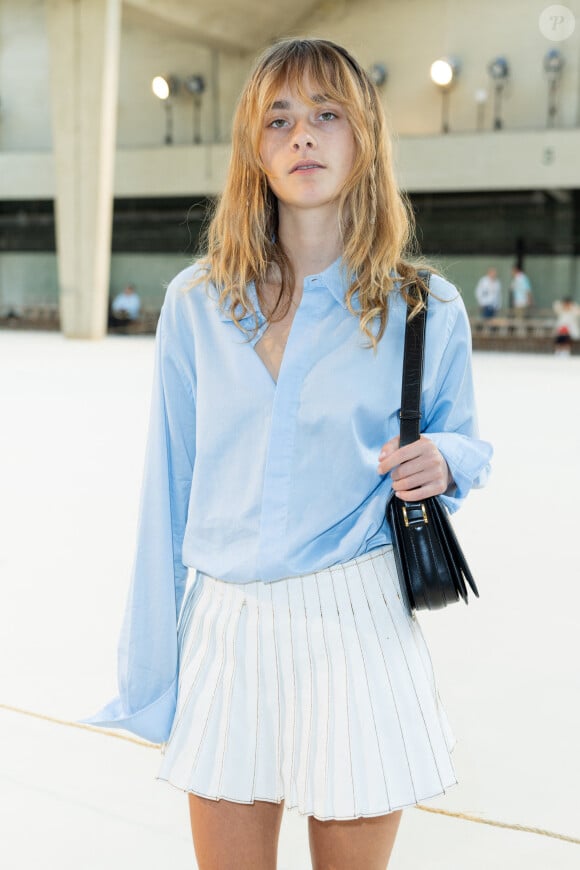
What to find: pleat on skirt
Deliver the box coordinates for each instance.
[156,545,458,820]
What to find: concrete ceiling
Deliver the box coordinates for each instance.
[123,0,345,52]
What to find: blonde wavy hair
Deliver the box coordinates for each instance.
[195,37,434,349]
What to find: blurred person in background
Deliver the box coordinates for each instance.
[475,266,502,318]
[110,283,141,324]
[553,296,580,356]
[510,265,532,316]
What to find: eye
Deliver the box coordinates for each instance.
[318,110,338,121]
[267,117,288,129]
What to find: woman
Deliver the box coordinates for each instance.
[89,38,492,869]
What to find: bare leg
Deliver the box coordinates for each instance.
[188,794,285,870]
[308,809,403,870]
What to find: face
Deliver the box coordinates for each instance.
[259,78,356,212]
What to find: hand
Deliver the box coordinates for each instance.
[377,435,453,500]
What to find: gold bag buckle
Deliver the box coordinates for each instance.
[402,503,429,528]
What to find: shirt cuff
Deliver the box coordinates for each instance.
[423,431,493,511]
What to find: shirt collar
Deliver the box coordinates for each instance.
[213,281,265,324]
[312,257,354,310]
[213,256,359,322]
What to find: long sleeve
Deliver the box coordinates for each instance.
[84,285,196,742]
[422,294,492,513]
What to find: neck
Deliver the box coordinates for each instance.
[276,204,343,287]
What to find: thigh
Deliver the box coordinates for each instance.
[308,809,403,870]
[188,794,285,870]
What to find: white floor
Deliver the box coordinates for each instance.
[1,330,579,869]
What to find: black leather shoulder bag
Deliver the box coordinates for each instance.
[385,271,479,613]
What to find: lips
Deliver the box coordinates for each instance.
[290,161,324,173]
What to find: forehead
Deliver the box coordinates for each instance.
[265,76,337,110]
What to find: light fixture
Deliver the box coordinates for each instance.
[151,75,180,145]
[474,88,488,132]
[430,57,460,88]
[184,75,206,144]
[430,57,460,133]
[487,56,509,130]
[368,63,387,87]
[544,49,564,127]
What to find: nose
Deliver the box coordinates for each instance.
[291,119,316,150]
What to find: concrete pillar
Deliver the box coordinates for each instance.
[46,0,121,339]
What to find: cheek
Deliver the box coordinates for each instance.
[259,141,280,178]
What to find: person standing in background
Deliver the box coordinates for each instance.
[475,267,502,318]
[553,297,580,356]
[510,266,532,316]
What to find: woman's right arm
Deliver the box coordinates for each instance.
[85,274,197,742]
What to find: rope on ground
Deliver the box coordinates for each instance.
[414,804,580,846]
[0,703,158,750]
[2,701,579,846]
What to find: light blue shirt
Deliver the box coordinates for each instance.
[85,258,492,742]
[112,291,141,320]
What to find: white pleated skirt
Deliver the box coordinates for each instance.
[157,545,458,820]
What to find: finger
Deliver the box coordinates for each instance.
[378,444,417,474]
[392,469,449,495]
[394,481,445,500]
[377,435,399,462]
[390,457,432,482]
[379,436,440,475]
[379,438,432,472]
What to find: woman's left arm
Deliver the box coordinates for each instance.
[378,293,492,511]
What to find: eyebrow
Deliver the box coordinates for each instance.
[267,94,330,111]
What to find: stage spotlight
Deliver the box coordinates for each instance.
[368,63,388,87]
[487,56,509,130]
[474,88,488,132]
[430,57,460,88]
[544,49,564,127]
[430,57,460,133]
[184,75,206,144]
[152,75,180,144]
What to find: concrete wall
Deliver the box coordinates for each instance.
[2,0,579,152]
[2,0,579,189]
[0,0,53,151]
[304,0,580,134]
[117,10,249,147]
[1,0,579,197]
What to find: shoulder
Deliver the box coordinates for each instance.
[425,273,470,342]
[427,272,461,304]
[160,260,221,327]
[163,261,212,308]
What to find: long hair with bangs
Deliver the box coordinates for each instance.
[197,37,432,349]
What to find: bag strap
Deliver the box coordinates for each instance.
[399,271,430,448]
